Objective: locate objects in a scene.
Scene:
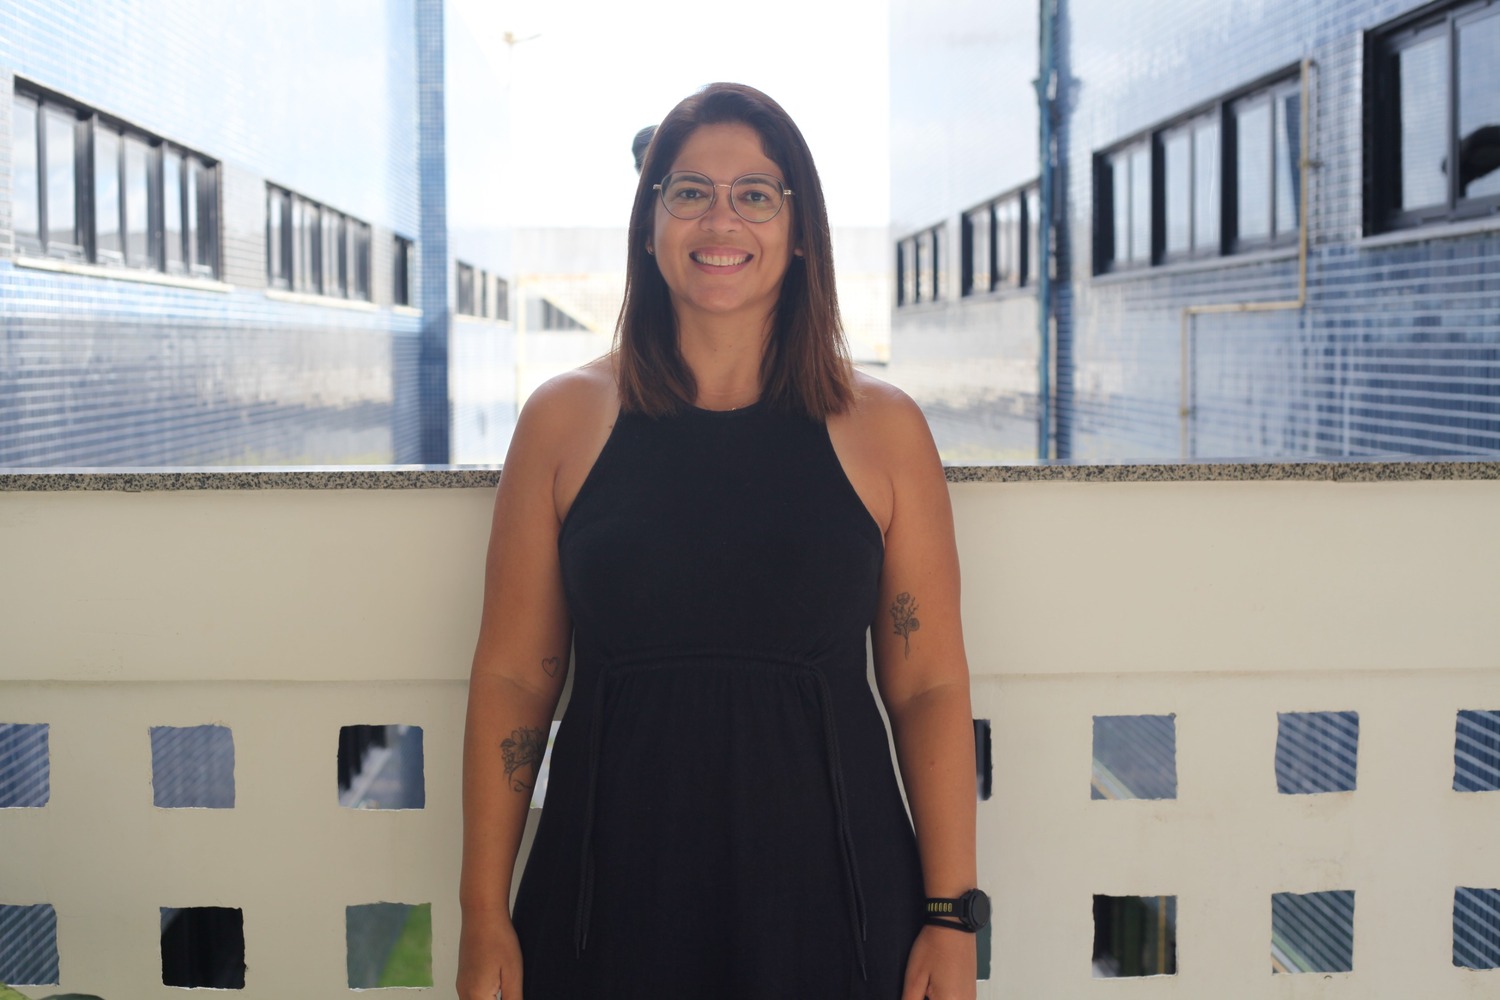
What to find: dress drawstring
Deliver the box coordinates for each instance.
[811,668,869,981]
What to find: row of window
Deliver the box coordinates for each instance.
[895,224,945,306]
[963,185,1041,295]
[455,261,508,320]
[1094,0,1500,274]
[13,89,218,277]
[265,185,374,301]
[1096,74,1302,273]
[10,83,482,313]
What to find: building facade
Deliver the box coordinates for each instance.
[1,0,518,468]
[890,0,1500,462]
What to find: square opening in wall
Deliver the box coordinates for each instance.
[974,718,992,801]
[151,725,234,808]
[1092,715,1177,800]
[1454,887,1500,969]
[0,902,60,986]
[526,720,562,810]
[160,906,245,988]
[1276,711,1358,794]
[338,724,425,809]
[1271,890,1354,973]
[346,901,433,988]
[1093,895,1176,977]
[1454,710,1500,792]
[0,723,50,808]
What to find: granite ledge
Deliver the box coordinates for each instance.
[1,458,1497,492]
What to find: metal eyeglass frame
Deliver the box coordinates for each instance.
[653,171,795,223]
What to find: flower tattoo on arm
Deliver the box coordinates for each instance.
[890,591,921,658]
[500,726,546,793]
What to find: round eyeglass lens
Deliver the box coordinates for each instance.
[658,172,787,222]
[729,174,786,223]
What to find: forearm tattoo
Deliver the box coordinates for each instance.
[541,655,562,678]
[500,727,546,793]
[890,591,921,658]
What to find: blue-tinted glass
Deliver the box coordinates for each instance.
[1272,890,1355,973]
[1164,129,1191,254]
[124,135,152,267]
[44,107,77,248]
[1453,887,1500,969]
[0,723,50,808]
[0,903,59,985]
[1237,98,1271,241]
[164,152,183,268]
[94,127,122,257]
[1454,709,1500,791]
[1194,119,1220,250]
[997,199,1018,286]
[1129,144,1150,263]
[1274,88,1301,237]
[192,159,214,270]
[1276,711,1358,794]
[1112,154,1129,266]
[151,725,235,808]
[1400,33,1450,210]
[12,96,39,240]
[1092,715,1176,800]
[1457,11,1500,201]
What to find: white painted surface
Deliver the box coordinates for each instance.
[1,478,1496,996]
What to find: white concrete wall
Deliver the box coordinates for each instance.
[1,477,1497,996]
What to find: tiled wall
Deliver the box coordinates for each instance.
[890,0,1500,463]
[0,0,435,467]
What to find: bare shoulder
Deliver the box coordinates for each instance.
[506,356,617,463]
[838,369,940,465]
[827,370,942,537]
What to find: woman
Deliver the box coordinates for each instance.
[457,82,981,1000]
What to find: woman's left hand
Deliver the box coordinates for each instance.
[901,924,979,1000]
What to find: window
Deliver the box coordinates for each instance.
[266,184,371,300]
[456,261,476,315]
[1229,80,1299,248]
[11,84,218,276]
[961,184,1039,296]
[1370,0,1500,232]
[393,236,412,306]
[494,276,508,321]
[1162,113,1221,258]
[1098,141,1152,271]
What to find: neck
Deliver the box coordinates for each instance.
[676,310,772,410]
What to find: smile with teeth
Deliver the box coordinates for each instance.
[691,250,751,266]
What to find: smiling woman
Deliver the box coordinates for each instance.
[457,82,980,1000]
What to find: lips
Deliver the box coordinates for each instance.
[690,250,752,267]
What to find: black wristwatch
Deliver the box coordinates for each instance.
[923,888,990,932]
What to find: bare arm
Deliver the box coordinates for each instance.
[865,392,978,1000]
[456,383,578,1000]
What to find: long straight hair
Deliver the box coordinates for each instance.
[615,83,854,419]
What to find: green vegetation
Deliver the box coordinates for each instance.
[377,902,433,988]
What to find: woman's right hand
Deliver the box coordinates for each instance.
[456,909,523,1000]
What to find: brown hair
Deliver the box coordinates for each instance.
[614,82,854,418]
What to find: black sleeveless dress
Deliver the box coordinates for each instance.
[511,401,925,999]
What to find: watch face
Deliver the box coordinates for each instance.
[966,889,991,929]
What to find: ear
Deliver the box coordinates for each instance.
[646,241,655,256]
[793,247,804,257]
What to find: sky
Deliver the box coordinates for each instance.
[446,0,891,230]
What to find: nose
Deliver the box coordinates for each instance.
[699,183,742,230]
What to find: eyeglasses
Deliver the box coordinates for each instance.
[653,171,794,223]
